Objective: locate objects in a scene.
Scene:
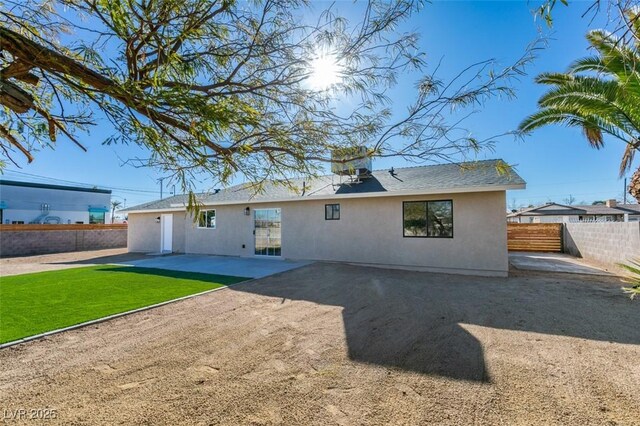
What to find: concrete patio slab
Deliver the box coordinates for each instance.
[509,252,611,276]
[122,254,312,278]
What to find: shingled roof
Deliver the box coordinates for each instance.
[507,202,640,218]
[123,159,525,212]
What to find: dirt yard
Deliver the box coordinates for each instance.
[1,263,639,425]
[0,248,146,277]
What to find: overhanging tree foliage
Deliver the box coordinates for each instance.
[1,0,535,204]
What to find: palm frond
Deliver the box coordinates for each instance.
[626,7,640,43]
[568,56,608,74]
[582,122,604,148]
[535,72,575,85]
[518,109,572,133]
[619,259,640,300]
[620,139,640,176]
[527,24,640,178]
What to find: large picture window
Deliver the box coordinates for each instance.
[198,210,216,228]
[403,200,453,238]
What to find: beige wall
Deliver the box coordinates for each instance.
[127,213,161,253]
[172,212,187,253]
[129,191,508,276]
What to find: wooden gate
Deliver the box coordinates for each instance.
[507,223,563,252]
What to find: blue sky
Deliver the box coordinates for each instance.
[2,1,635,209]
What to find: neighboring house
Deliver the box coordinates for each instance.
[122,159,525,277]
[507,200,640,223]
[0,180,112,224]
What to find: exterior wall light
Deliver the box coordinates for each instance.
[156,216,161,223]
[244,207,250,216]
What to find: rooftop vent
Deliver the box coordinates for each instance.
[331,146,372,177]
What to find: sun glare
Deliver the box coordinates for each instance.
[309,54,342,90]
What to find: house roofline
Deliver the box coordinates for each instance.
[125,183,525,214]
[0,179,112,194]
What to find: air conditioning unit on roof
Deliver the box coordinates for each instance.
[330,146,372,177]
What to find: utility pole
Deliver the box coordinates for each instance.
[624,177,628,204]
[158,177,164,199]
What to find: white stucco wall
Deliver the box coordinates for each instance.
[1,209,112,224]
[128,191,508,276]
[0,183,111,224]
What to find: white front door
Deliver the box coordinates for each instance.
[160,214,173,253]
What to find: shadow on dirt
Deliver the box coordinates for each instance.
[228,262,635,382]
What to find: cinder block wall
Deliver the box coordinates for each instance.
[564,222,640,271]
[0,228,127,257]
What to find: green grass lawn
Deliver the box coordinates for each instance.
[0,266,249,344]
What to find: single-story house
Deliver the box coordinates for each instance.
[0,180,112,225]
[122,159,525,277]
[507,200,640,223]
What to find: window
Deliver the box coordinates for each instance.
[325,204,340,220]
[89,212,105,224]
[198,210,216,228]
[403,200,453,238]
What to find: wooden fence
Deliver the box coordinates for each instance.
[507,223,563,252]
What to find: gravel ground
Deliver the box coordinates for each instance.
[1,262,639,425]
[0,248,147,277]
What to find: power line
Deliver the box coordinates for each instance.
[530,178,621,187]
[2,170,160,195]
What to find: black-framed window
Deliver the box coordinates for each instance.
[403,200,453,238]
[198,210,216,228]
[325,204,340,220]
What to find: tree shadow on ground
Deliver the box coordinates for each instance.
[96,266,250,285]
[45,251,159,266]
[228,262,637,382]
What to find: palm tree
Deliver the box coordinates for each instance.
[110,200,122,224]
[519,11,640,201]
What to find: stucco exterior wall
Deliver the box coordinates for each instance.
[0,184,111,224]
[129,191,508,276]
[172,212,187,253]
[3,209,110,224]
[127,212,162,253]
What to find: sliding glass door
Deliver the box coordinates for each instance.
[254,208,281,256]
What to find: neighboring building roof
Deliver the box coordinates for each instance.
[0,179,112,194]
[620,204,640,213]
[507,202,640,218]
[123,159,525,213]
